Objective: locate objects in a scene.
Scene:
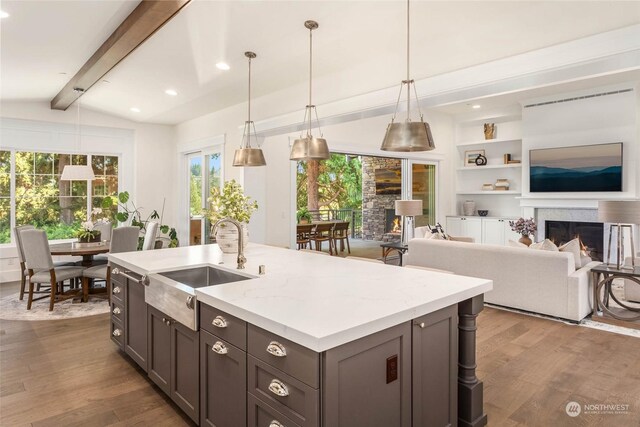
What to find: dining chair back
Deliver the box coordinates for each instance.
[111,226,140,253]
[311,222,335,255]
[14,225,35,300]
[142,222,159,251]
[296,224,315,250]
[20,229,85,311]
[94,220,113,242]
[332,221,351,254]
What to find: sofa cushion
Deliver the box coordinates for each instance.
[559,238,582,269]
[530,239,559,251]
[507,240,528,248]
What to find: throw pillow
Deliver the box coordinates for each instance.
[415,226,430,239]
[559,238,582,269]
[507,240,528,248]
[530,239,559,251]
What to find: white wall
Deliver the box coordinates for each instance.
[0,101,176,282]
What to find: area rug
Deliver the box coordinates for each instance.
[0,292,109,321]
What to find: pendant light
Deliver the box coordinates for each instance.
[60,88,95,181]
[290,20,330,161]
[380,0,435,152]
[233,51,267,167]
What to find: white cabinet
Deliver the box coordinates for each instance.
[446,217,482,243]
[447,216,519,245]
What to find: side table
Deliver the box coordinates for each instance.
[380,242,409,265]
[591,265,640,322]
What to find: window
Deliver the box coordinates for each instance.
[0,150,119,243]
[186,149,222,246]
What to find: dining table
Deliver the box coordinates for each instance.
[49,241,110,267]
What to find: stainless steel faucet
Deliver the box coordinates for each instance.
[212,218,246,269]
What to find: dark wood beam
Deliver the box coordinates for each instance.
[51,0,191,110]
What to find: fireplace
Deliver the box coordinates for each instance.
[545,220,604,261]
[385,209,402,234]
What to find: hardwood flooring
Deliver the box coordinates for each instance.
[1,281,640,426]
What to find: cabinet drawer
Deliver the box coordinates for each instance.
[110,318,124,349]
[110,301,124,323]
[200,303,246,350]
[248,356,318,427]
[248,325,319,388]
[111,280,125,304]
[248,392,301,427]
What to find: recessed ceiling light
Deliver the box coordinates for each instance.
[165,89,178,96]
[0,11,9,19]
[216,62,230,71]
[130,107,141,113]
[471,104,481,109]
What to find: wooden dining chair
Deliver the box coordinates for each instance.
[21,229,86,311]
[311,223,335,255]
[331,221,351,254]
[82,226,139,303]
[296,224,315,250]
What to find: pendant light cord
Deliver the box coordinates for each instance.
[247,55,252,148]
[308,25,313,138]
[406,0,410,122]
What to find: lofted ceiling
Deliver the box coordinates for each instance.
[1,1,639,125]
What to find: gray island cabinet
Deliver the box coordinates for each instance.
[108,244,490,427]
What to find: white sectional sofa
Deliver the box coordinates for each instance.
[405,238,601,322]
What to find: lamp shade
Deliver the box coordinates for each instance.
[60,165,95,181]
[395,199,423,216]
[381,122,435,152]
[233,148,266,167]
[290,136,330,161]
[598,200,640,224]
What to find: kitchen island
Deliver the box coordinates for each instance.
[108,243,492,427]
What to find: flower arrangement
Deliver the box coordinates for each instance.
[77,208,109,242]
[509,217,537,237]
[204,180,258,224]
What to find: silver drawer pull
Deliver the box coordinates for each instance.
[266,341,287,357]
[212,315,228,328]
[268,379,289,397]
[112,307,121,315]
[113,286,121,294]
[269,421,285,427]
[112,329,122,337]
[212,341,228,355]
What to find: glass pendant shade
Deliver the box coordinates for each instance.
[290,136,330,161]
[381,121,435,152]
[233,51,266,167]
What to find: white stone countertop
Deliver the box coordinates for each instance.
[109,243,492,352]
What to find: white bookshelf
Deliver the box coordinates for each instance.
[456,164,521,171]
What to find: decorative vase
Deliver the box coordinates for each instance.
[463,200,476,216]
[519,235,532,246]
[79,232,101,244]
[214,223,249,254]
[484,123,496,140]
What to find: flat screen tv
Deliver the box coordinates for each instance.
[529,142,623,192]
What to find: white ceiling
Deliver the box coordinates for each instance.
[1,1,640,125]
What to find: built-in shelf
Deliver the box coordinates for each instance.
[456,138,522,148]
[457,114,522,127]
[456,164,522,171]
[456,191,521,195]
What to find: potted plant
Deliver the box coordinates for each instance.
[76,208,108,243]
[297,207,312,224]
[509,217,537,246]
[203,180,258,253]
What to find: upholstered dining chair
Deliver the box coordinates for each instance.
[82,226,140,303]
[21,229,86,311]
[142,221,159,251]
[91,220,113,265]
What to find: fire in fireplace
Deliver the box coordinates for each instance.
[385,209,402,234]
[545,220,604,261]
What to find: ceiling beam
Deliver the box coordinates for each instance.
[51,0,191,111]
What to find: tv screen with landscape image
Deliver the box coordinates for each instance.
[529,142,623,192]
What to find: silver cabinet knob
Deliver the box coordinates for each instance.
[112,329,122,337]
[212,316,228,328]
[112,267,120,275]
[417,322,425,328]
[268,379,289,397]
[186,295,195,309]
[212,341,228,355]
[269,421,285,427]
[112,307,121,315]
[266,341,287,357]
[113,286,121,294]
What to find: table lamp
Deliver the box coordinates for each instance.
[598,200,640,270]
[395,199,423,246]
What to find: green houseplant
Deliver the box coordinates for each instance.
[102,191,179,249]
[297,207,312,224]
[203,180,258,253]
